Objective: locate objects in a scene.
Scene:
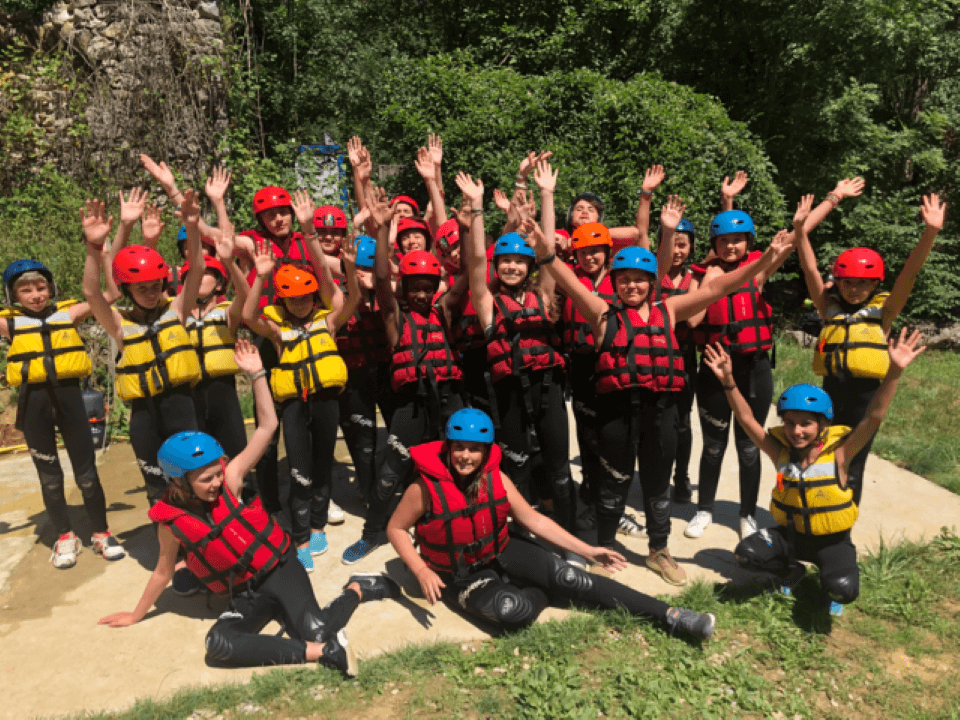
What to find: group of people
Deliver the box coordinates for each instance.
[1,136,944,675]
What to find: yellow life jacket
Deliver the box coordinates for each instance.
[115,299,201,402]
[1,300,92,386]
[813,291,889,379]
[769,425,858,535]
[186,301,238,381]
[261,305,347,402]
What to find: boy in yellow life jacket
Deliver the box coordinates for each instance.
[702,329,925,616]
[792,189,944,507]
[1,256,126,568]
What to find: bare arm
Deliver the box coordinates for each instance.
[655,194,685,283]
[532,160,558,305]
[322,227,361,333]
[804,177,865,233]
[417,140,448,236]
[720,171,748,212]
[456,173,495,328]
[241,246,282,343]
[214,227,249,333]
[109,188,147,264]
[80,200,123,344]
[386,481,446,604]
[635,165,665,250]
[170,190,204,320]
[792,194,828,317]
[368,189,400,346]
[882,194,945,332]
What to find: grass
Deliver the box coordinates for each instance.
[68,529,960,720]
[773,332,960,495]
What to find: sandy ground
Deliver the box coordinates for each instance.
[1,402,958,719]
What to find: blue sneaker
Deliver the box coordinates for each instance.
[341,538,379,565]
[297,546,314,572]
[310,531,329,556]
[828,600,844,617]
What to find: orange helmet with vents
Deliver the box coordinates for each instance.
[274,264,318,298]
[571,223,612,251]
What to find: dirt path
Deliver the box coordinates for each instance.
[1,406,958,718]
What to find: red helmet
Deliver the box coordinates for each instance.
[180,255,227,283]
[113,246,168,285]
[396,217,433,251]
[833,247,885,281]
[390,195,420,215]
[313,205,347,231]
[555,229,574,261]
[274,264,319,298]
[571,223,612,251]
[252,186,292,215]
[435,218,460,254]
[399,250,441,278]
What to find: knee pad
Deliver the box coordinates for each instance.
[74,470,100,494]
[301,608,328,643]
[204,623,237,663]
[375,472,400,502]
[550,556,594,593]
[37,470,65,494]
[703,439,726,458]
[477,587,544,629]
[734,529,787,571]
[822,569,860,604]
[736,440,760,465]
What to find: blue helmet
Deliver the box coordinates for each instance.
[492,233,536,261]
[3,259,56,304]
[610,247,658,276]
[176,225,188,244]
[157,431,225,481]
[709,210,755,240]
[777,384,834,420]
[445,408,495,444]
[354,236,376,269]
[657,218,696,243]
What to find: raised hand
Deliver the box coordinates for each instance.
[642,165,666,193]
[518,150,553,179]
[519,217,551,257]
[80,199,114,247]
[532,159,558,193]
[703,343,734,384]
[454,172,484,205]
[414,146,435,182]
[291,189,316,231]
[367,185,394,227]
[721,170,749,200]
[428,134,443,166]
[341,231,359,266]
[215,223,235,263]
[142,203,165,243]
[793,194,814,230]
[176,188,200,228]
[920,193,946,230]
[832,177,865,201]
[119,187,147,226]
[205,166,231,203]
[353,207,371,231]
[659,194,686,232]
[766,228,796,263]
[346,135,363,167]
[233,337,264,375]
[493,188,511,212]
[888,327,926,370]
[254,240,276,278]
[139,154,175,191]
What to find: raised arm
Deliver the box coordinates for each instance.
[792,194,828,317]
[204,166,233,236]
[241,243,282,343]
[140,202,165,251]
[214,226,249,332]
[80,199,123,343]
[292,189,339,312]
[635,165,665,250]
[456,172,495,328]
[140,154,218,240]
[170,189,204,320]
[666,230,795,323]
[803,177,865,233]
[224,339,278,490]
[317,221,362,333]
[703,343,782,463]
[882,194,945,332]
[720,171,748,212]
[369,189,399,343]
[532,160,558,304]
[347,138,378,238]
[655,194,685,282]
[109,188,147,262]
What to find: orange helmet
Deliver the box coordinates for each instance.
[571,223,612,251]
[274,263,318,298]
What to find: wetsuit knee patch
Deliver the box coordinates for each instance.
[737,441,759,463]
[551,557,593,592]
[204,626,235,662]
[822,570,859,604]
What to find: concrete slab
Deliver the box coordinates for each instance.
[0,400,957,718]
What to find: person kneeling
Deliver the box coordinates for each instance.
[702,329,924,615]
[387,408,715,638]
[98,339,400,675]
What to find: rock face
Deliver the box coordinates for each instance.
[0,1,227,190]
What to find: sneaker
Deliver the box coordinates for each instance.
[646,548,687,586]
[341,538,380,565]
[297,546,314,573]
[91,532,126,561]
[172,567,203,596]
[665,607,716,639]
[50,532,81,569]
[617,513,647,538]
[310,531,329,556]
[327,501,345,525]
[684,511,713,538]
[739,515,759,541]
[828,600,844,617]
[320,630,358,677]
[345,573,402,602]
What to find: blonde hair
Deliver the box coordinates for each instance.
[13,271,48,291]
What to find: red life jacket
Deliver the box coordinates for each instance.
[390,307,462,392]
[595,301,686,394]
[452,293,485,357]
[240,229,308,311]
[412,441,511,576]
[148,484,290,597]
[487,291,564,382]
[691,251,773,354]
[561,269,617,354]
[336,301,390,371]
[659,269,694,344]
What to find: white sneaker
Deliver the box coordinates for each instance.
[740,515,759,540]
[617,513,647,538]
[684,511,713,539]
[51,533,81,569]
[327,500,345,525]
